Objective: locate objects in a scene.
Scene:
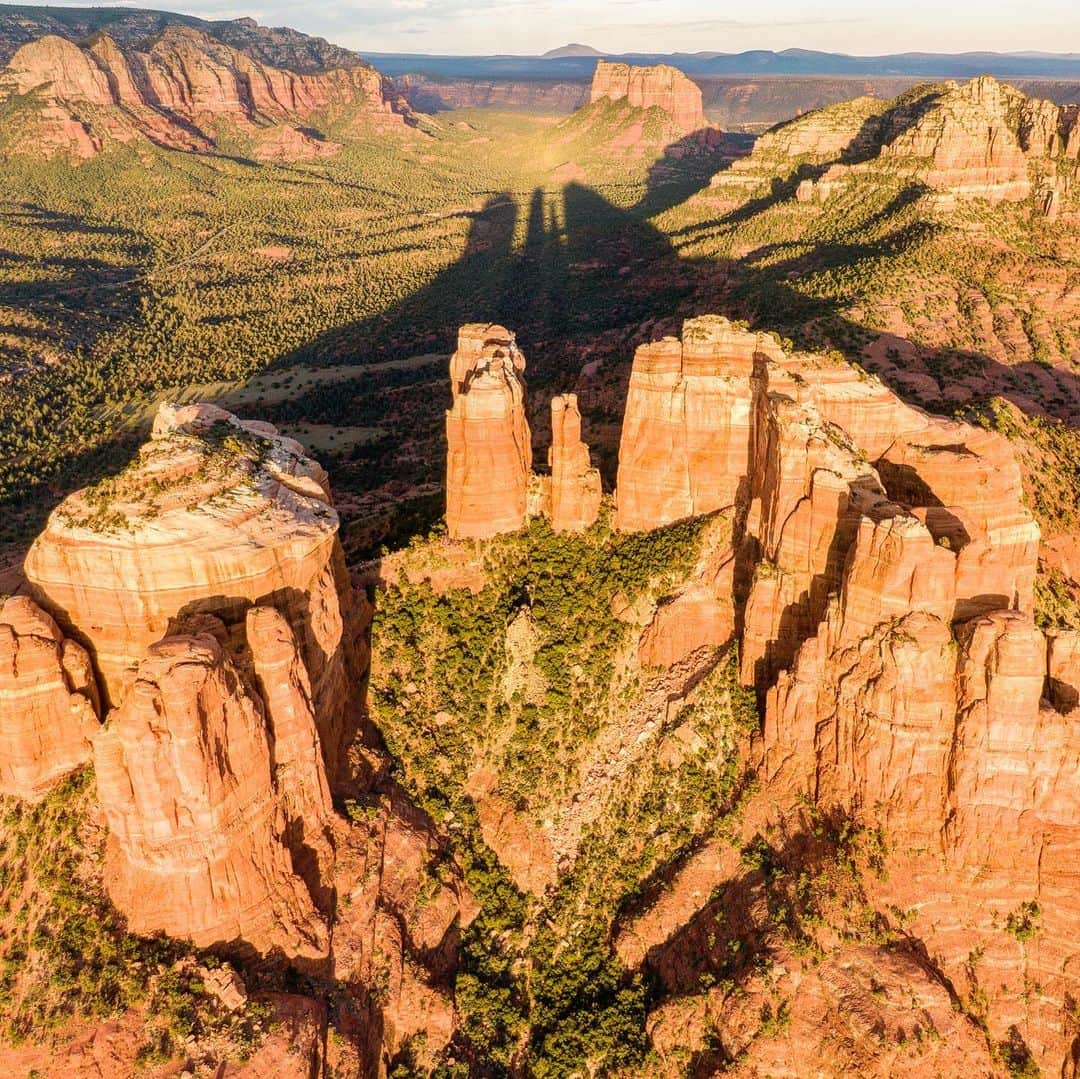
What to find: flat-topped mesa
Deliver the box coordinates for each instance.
[589,59,705,134]
[0,596,100,802]
[544,394,602,533]
[445,324,532,540]
[94,620,333,959]
[615,316,784,532]
[24,402,363,779]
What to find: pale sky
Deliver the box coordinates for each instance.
[49,0,1080,55]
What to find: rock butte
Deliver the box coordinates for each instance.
[0,27,399,159]
[589,59,705,135]
[24,402,364,780]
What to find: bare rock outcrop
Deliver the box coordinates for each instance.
[0,27,397,158]
[0,595,100,802]
[24,403,363,779]
[93,627,332,959]
[589,60,705,134]
[615,316,781,531]
[445,324,532,539]
[718,76,1080,209]
[543,393,601,533]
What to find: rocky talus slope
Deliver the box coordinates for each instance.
[0,26,399,159]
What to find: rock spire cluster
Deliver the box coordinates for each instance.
[444,324,601,538]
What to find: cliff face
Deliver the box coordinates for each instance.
[445,324,532,539]
[589,59,705,134]
[615,316,775,531]
[24,403,363,779]
[723,75,1080,208]
[93,624,333,959]
[0,596,100,802]
[0,27,397,159]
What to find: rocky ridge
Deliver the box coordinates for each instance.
[715,75,1080,211]
[0,26,399,159]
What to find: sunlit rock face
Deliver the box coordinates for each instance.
[589,59,705,134]
[24,402,363,780]
[93,620,334,960]
[0,28,396,158]
[615,316,781,532]
[445,323,532,539]
[544,394,601,533]
[0,595,100,802]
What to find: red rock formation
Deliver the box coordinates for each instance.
[615,316,782,531]
[445,324,532,539]
[720,76,1080,206]
[589,60,705,134]
[0,596,100,802]
[740,391,883,688]
[93,629,331,959]
[544,393,601,533]
[25,403,363,779]
[0,28,397,159]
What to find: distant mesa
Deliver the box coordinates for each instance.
[589,58,706,135]
[542,43,606,59]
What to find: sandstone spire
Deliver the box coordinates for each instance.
[545,394,601,533]
[445,324,532,539]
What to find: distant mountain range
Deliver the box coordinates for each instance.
[364,47,1080,81]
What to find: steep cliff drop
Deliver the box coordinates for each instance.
[605,315,1075,1074]
[24,403,363,779]
[0,595,100,802]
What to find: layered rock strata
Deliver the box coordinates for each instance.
[544,394,601,533]
[0,28,397,158]
[0,595,100,801]
[24,403,363,779]
[615,317,1039,695]
[445,324,532,539]
[589,60,705,134]
[615,316,777,531]
[719,75,1080,208]
[93,624,333,958]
